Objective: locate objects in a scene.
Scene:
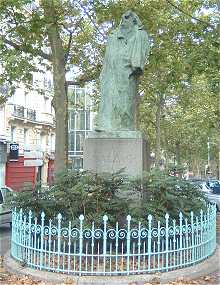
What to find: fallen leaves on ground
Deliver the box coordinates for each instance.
[0,272,219,285]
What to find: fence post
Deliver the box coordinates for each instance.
[126,215,131,275]
[165,213,169,271]
[157,220,161,270]
[147,214,152,272]
[179,212,183,267]
[27,210,32,265]
[79,214,84,275]
[19,208,23,244]
[57,213,62,271]
[11,210,15,257]
[213,205,216,252]
[190,211,195,263]
[22,212,27,262]
[195,216,199,261]
[200,209,204,259]
[185,217,188,265]
[19,209,23,259]
[103,215,108,274]
[40,211,45,270]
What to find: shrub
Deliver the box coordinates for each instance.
[8,169,206,226]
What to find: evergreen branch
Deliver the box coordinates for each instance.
[166,0,215,29]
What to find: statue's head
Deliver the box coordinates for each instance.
[120,11,142,29]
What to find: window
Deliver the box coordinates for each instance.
[69,110,75,131]
[75,88,85,106]
[11,126,16,142]
[86,110,90,130]
[76,110,85,130]
[44,96,49,113]
[24,92,27,107]
[24,128,28,149]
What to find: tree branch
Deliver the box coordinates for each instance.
[166,0,215,29]
[64,32,73,63]
[2,36,51,61]
[76,1,106,39]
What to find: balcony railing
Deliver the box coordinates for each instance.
[13,105,25,118]
[13,105,36,121]
[11,104,54,126]
[27,108,36,121]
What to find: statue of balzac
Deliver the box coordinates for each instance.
[96,11,150,132]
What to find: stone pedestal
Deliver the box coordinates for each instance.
[83,133,150,177]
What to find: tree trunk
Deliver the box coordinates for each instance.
[42,0,68,174]
[218,134,220,179]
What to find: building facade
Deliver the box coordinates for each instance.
[0,73,55,191]
[68,85,94,170]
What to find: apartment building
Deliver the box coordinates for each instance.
[0,73,55,191]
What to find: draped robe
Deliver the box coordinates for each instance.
[97,26,150,131]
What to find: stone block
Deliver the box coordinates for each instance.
[83,137,150,177]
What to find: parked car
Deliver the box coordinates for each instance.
[196,182,220,212]
[0,186,13,226]
[206,180,220,194]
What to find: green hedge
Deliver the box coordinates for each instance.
[8,169,206,226]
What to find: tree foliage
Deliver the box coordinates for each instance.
[0,0,219,174]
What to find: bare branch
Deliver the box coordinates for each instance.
[166,0,215,29]
[2,36,51,61]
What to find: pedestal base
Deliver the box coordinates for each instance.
[83,137,150,177]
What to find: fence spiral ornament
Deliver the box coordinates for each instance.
[35,225,41,234]
[159,227,166,237]
[187,224,192,233]
[83,229,92,239]
[11,204,216,276]
[107,229,116,239]
[61,227,69,238]
[70,228,80,239]
[175,225,180,235]
[168,226,175,236]
[43,226,50,236]
[118,229,127,239]
[152,227,159,238]
[140,228,148,239]
[51,226,58,236]
[130,229,139,239]
[94,229,103,239]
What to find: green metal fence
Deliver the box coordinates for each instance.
[11,204,216,275]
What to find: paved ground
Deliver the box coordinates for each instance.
[0,216,219,284]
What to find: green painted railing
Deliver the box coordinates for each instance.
[11,204,216,275]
